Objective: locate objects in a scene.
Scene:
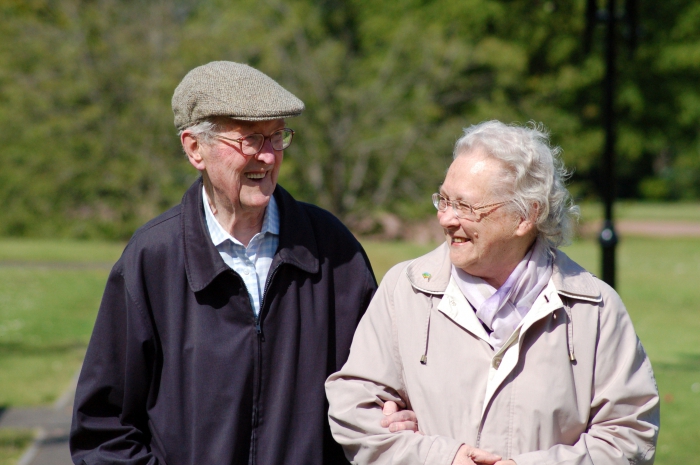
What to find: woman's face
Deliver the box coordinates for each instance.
[438,150,536,288]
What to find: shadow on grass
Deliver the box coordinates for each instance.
[653,353,700,372]
[0,341,85,356]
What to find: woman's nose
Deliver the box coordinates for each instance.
[437,207,460,229]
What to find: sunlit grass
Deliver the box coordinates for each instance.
[0,239,123,263]
[0,429,33,465]
[0,266,109,405]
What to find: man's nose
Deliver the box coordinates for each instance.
[255,138,277,164]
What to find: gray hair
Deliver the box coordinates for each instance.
[177,118,227,145]
[177,117,231,157]
[453,120,579,248]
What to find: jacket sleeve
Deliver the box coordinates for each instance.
[325,265,463,465]
[512,286,660,465]
[70,264,159,465]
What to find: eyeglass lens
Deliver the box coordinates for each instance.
[240,129,293,155]
[432,194,474,218]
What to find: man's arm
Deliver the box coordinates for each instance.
[70,266,158,465]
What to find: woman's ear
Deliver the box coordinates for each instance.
[181,131,206,171]
[515,203,539,237]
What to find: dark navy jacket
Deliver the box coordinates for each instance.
[70,179,377,465]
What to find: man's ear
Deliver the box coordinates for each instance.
[181,131,206,171]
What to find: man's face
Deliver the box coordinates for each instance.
[438,150,529,287]
[185,118,285,215]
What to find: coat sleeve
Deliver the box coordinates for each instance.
[512,286,660,465]
[70,264,159,465]
[325,265,464,465]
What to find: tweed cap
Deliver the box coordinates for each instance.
[172,61,304,129]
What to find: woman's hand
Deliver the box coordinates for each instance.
[451,444,502,465]
[379,400,420,432]
[379,401,512,464]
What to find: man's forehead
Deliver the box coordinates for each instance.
[225,117,285,132]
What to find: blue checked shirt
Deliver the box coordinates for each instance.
[202,187,280,316]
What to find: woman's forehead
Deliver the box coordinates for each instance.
[441,155,503,199]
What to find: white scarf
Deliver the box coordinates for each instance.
[451,237,553,352]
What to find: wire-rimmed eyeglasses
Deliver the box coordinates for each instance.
[432,193,508,220]
[214,128,295,156]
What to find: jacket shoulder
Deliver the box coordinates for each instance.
[132,204,181,238]
[552,249,603,304]
[297,201,359,242]
[116,204,183,269]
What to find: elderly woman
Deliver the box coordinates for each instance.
[325,121,659,465]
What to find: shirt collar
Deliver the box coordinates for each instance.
[202,186,280,247]
[183,178,320,293]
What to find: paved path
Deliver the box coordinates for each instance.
[0,374,76,465]
[580,219,700,238]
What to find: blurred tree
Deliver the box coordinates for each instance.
[0,0,194,238]
[0,0,698,240]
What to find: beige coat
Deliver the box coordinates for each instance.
[326,244,659,465]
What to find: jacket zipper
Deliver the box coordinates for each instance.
[249,261,283,464]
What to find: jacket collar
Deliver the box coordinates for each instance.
[183,178,319,293]
[406,242,602,303]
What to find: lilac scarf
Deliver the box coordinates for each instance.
[451,238,553,352]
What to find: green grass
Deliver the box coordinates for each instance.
[0,240,121,406]
[0,429,33,465]
[0,267,110,405]
[361,240,438,282]
[0,235,698,464]
[0,239,124,263]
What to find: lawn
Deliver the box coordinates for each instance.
[0,430,33,465]
[0,209,698,463]
[0,240,123,406]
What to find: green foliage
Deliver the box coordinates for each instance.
[1,0,700,239]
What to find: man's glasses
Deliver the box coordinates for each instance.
[214,128,295,156]
[432,193,508,220]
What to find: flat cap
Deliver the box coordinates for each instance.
[172,61,305,129]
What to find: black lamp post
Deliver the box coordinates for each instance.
[585,0,638,288]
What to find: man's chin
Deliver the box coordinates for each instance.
[240,192,273,212]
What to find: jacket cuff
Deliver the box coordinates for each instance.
[510,450,555,465]
[424,436,464,465]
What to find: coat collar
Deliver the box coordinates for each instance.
[183,178,319,293]
[406,241,602,303]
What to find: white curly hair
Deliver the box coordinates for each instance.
[453,120,580,248]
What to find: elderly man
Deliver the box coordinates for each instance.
[70,61,377,465]
[326,120,659,464]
